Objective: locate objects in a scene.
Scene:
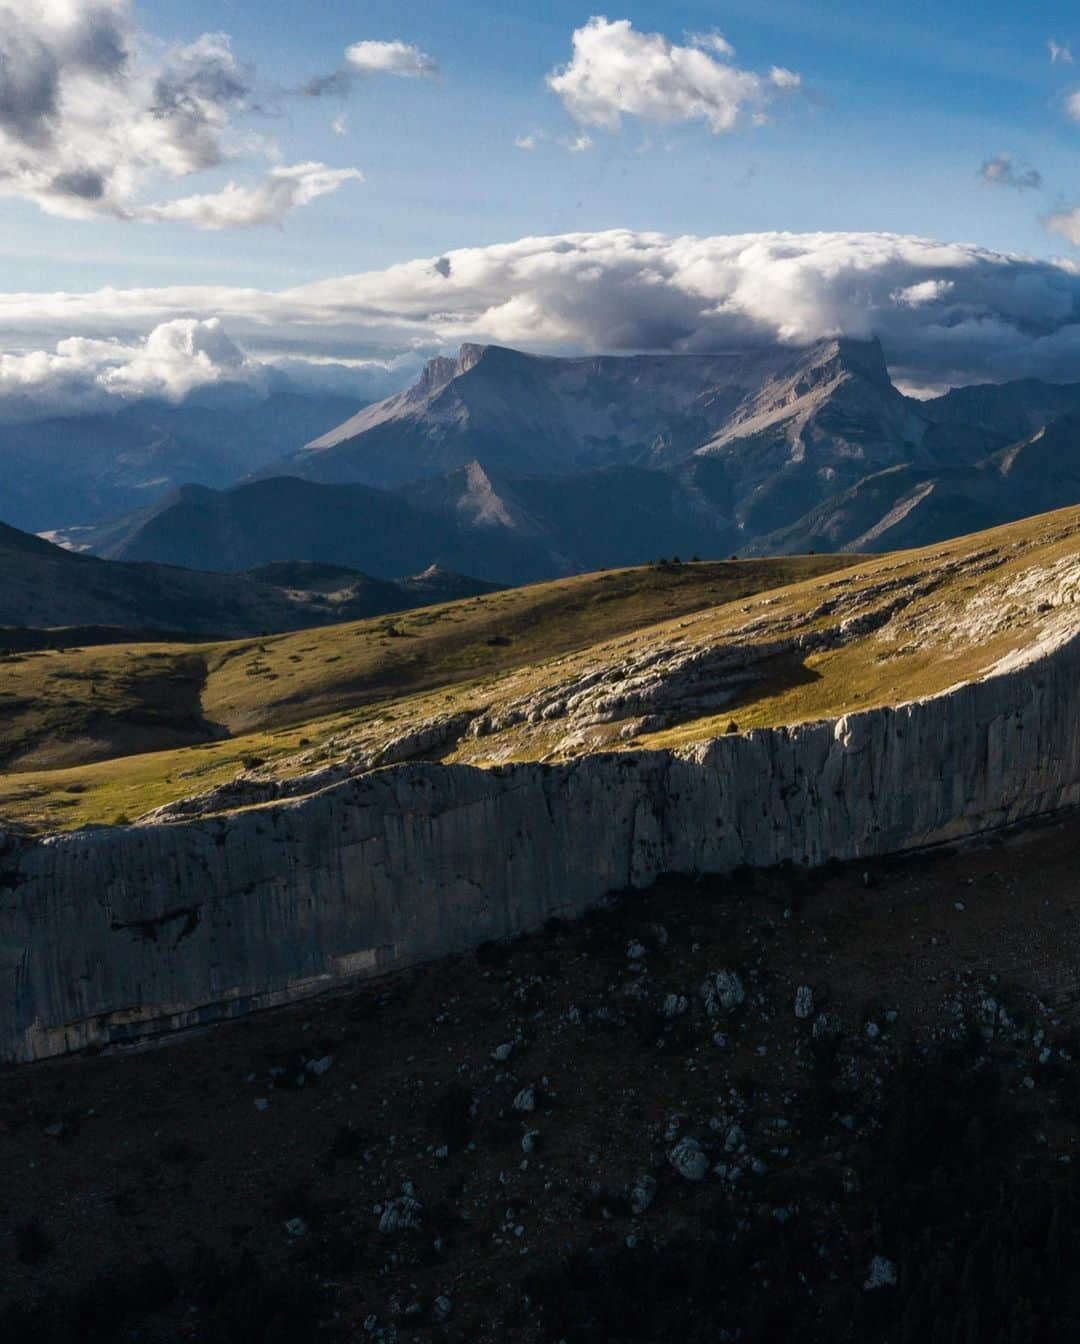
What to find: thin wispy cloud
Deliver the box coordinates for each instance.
[141,163,364,230]
[1049,38,1074,64]
[546,17,801,136]
[301,39,439,98]
[512,130,595,153]
[979,155,1042,191]
[1045,208,1080,247]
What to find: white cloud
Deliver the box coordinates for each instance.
[687,31,735,59]
[512,129,594,153]
[0,319,262,419]
[6,231,1080,396]
[1046,209,1080,247]
[1066,89,1080,121]
[768,67,802,91]
[0,1,360,227]
[546,17,800,135]
[345,40,438,79]
[979,154,1042,191]
[0,318,409,421]
[139,163,364,230]
[331,114,348,136]
[890,279,955,307]
[302,38,438,97]
[1050,38,1074,64]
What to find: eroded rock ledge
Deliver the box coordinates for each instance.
[3,625,1080,1063]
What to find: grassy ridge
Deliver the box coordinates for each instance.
[6,497,1080,836]
[198,557,854,733]
[0,555,854,831]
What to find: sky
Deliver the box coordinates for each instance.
[4,0,1080,415]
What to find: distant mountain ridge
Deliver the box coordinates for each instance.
[273,337,935,495]
[0,391,364,534]
[0,519,498,637]
[36,339,1080,580]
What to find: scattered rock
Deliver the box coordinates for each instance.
[379,1193,424,1233]
[512,1086,536,1112]
[630,1174,657,1215]
[700,970,745,1016]
[669,1136,710,1182]
[864,1255,898,1291]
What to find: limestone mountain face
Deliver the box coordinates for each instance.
[275,338,926,498]
[746,411,1080,556]
[46,340,1080,582]
[8,505,1080,1062]
[922,377,1080,447]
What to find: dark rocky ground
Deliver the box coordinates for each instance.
[5,813,1080,1343]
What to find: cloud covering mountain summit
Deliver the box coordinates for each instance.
[3,230,1080,395]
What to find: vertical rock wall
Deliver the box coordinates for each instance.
[3,632,1079,1063]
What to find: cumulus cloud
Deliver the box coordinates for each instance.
[345,40,438,79]
[979,155,1042,191]
[1066,90,1080,121]
[0,318,409,421]
[1050,38,1074,64]
[546,17,800,135]
[301,38,438,98]
[0,319,262,420]
[0,0,360,226]
[6,231,1080,396]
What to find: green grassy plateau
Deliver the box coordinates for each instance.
[4,502,1080,835]
[0,556,851,831]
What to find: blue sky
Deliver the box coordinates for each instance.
[4,0,1080,410]
[3,0,1079,295]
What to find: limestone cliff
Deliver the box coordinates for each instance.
[3,618,1080,1064]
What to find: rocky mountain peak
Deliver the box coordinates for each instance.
[455,342,488,375]
[418,355,459,391]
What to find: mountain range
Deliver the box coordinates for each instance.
[0,390,362,535]
[26,338,1080,582]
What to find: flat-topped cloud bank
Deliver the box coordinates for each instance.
[3,230,1080,397]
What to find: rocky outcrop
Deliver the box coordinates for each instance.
[3,626,1080,1064]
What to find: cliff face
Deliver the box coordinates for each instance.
[3,628,1079,1064]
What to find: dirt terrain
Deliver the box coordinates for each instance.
[4,812,1080,1342]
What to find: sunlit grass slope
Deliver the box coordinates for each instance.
[0,555,853,831]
